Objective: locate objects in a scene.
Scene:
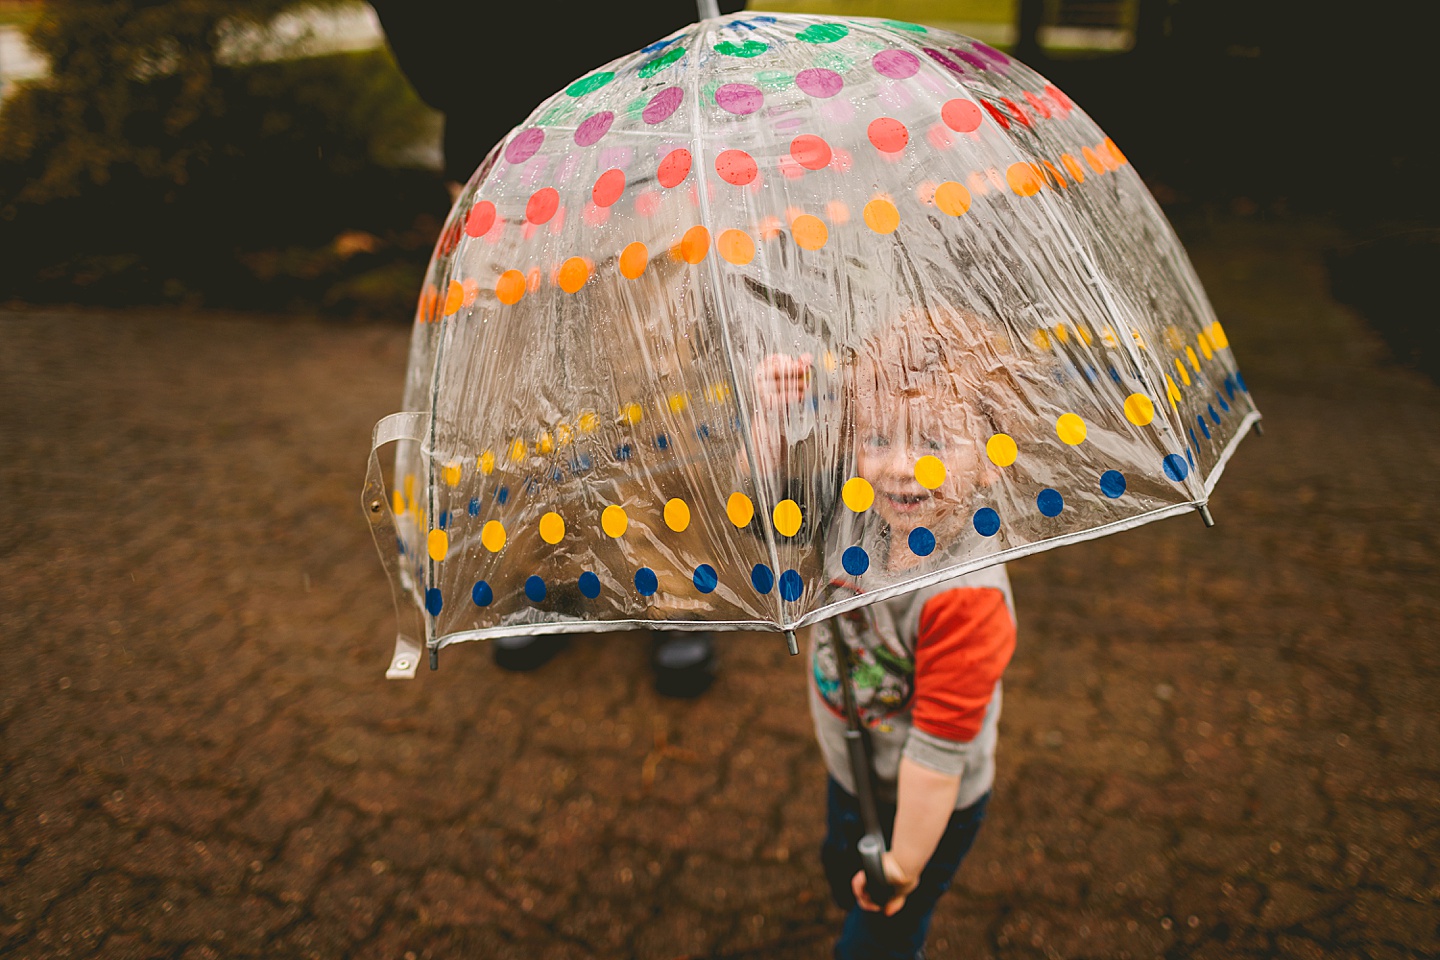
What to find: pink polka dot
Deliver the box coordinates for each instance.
[715,149,758,186]
[872,49,921,79]
[505,128,544,164]
[942,99,983,133]
[790,134,832,171]
[1024,91,1052,120]
[583,202,610,227]
[795,68,843,98]
[867,118,909,154]
[657,148,692,188]
[464,200,496,238]
[778,155,805,179]
[526,187,559,224]
[1002,97,1032,127]
[927,123,954,150]
[574,111,614,147]
[592,168,625,207]
[643,86,684,125]
[829,148,853,173]
[715,83,764,115]
[635,190,662,216]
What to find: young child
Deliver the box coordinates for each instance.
[753,306,1021,960]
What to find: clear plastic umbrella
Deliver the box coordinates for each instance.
[363,11,1260,680]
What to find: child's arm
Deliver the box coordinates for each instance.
[853,757,962,914]
[738,352,813,476]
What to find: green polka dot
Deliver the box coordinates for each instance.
[883,19,928,32]
[623,96,648,121]
[566,72,615,97]
[638,46,685,78]
[796,23,848,44]
[812,50,853,73]
[716,40,767,58]
[754,70,794,91]
[537,101,578,126]
[700,80,721,105]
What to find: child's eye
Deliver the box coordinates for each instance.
[865,434,890,448]
[923,437,944,452]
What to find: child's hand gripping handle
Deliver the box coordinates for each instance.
[856,834,894,906]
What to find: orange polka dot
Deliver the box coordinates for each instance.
[1007,162,1043,197]
[619,242,648,279]
[1082,146,1105,174]
[1061,154,1086,183]
[1042,161,1067,189]
[461,278,479,307]
[757,215,784,240]
[1104,138,1127,165]
[443,280,465,316]
[863,198,900,234]
[496,270,526,305]
[717,229,755,265]
[558,257,590,293]
[790,214,828,250]
[966,171,989,197]
[825,200,850,224]
[680,225,710,264]
[934,181,971,216]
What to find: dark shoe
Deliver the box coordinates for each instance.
[651,632,716,699]
[492,633,568,672]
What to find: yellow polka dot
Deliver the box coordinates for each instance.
[680,225,710,264]
[481,520,506,552]
[668,393,688,414]
[842,477,874,512]
[538,511,565,544]
[986,434,1018,467]
[536,431,554,454]
[664,498,691,532]
[1209,321,1229,349]
[427,529,449,561]
[443,280,465,316]
[934,180,971,216]
[914,455,946,490]
[621,402,643,425]
[1056,413,1087,445]
[726,492,755,527]
[1186,346,1201,372]
[1174,357,1192,387]
[558,257,590,294]
[822,350,837,372]
[478,450,495,475]
[1053,323,1070,344]
[578,411,598,433]
[403,474,414,500]
[863,199,900,234]
[790,214,828,250]
[1131,329,1148,350]
[717,228,755,265]
[442,461,462,487]
[1165,374,1182,407]
[1124,393,1155,426]
[509,439,527,462]
[773,499,803,537]
[496,270,526,305]
[391,490,405,514]
[619,241,648,279]
[1031,328,1052,350]
[1197,331,1214,360]
[601,504,628,538]
[556,423,574,446]
[1076,325,1093,346]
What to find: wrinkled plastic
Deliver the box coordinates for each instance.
[371,13,1260,655]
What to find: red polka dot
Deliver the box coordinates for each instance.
[1044,84,1072,113]
[790,134,832,171]
[658,148,692,188]
[941,99,983,134]
[982,101,1010,130]
[715,149,758,186]
[526,187,559,224]
[867,118,909,154]
[1002,97,1032,127]
[592,168,625,207]
[464,200,496,238]
[1023,91,1051,120]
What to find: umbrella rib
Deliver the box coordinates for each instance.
[685,15,789,633]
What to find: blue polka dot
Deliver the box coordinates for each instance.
[1037,488,1064,517]
[908,526,936,557]
[396,537,407,555]
[693,564,718,593]
[1187,448,1195,467]
[779,569,804,602]
[1163,453,1189,482]
[751,563,774,594]
[1208,404,1221,425]
[523,477,540,494]
[1224,375,1237,400]
[1100,470,1127,498]
[550,468,564,483]
[1197,415,1212,440]
[578,571,601,599]
[1108,366,1122,384]
[1214,390,1230,413]
[468,498,481,516]
[572,454,594,473]
[472,581,493,606]
[654,434,669,450]
[641,35,677,53]
[525,575,547,603]
[1237,372,1248,392]
[973,508,1001,537]
[496,486,510,505]
[635,567,658,596]
[438,510,451,529]
[616,444,632,461]
[425,588,443,615]
[1188,426,1199,449]
[696,424,711,440]
[842,545,870,576]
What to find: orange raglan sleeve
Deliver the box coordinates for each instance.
[911,587,1017,743]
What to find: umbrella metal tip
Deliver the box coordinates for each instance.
[1197,504,1215,528]
[785,629,798,656]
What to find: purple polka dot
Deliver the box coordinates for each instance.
[795,67,843,98]
[923,48,965,75]
[715,82,764,115]
[872,49,920,79]
[504,127,544,164]
[643,86,684,125]
[574,110,614,147]
[950,48,988,71]
[973,40,1011,65]
[773,114,804,131]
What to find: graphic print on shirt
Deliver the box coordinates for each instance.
[812,584,914,727]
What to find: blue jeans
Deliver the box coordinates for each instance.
[820,777,990,960]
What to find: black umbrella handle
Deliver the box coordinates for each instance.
[843,728,895,907]
[857,833,894,906]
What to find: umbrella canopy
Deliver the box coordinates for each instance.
[365,12,1259,676]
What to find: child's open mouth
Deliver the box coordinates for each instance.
[883,491,931,513]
